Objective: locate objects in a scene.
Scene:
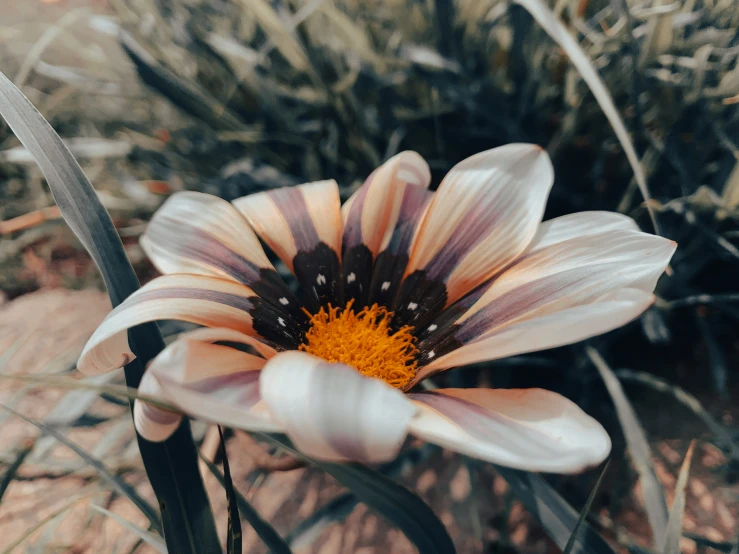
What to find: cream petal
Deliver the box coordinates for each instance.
[142,191,301,311]
[259,351,416,463]
[395,144,554,330]
[417,288,655,379]
[408,388,611,473]
[78,274,299,375]
[142,191,270,279]
[528,211,639,253]
[368,184,433,306]
[134,338,278,442]
[415,211,643,342]
[459,229,676,322]
[234,180,343,308]
[415,229,675,369]
[134,374,183,442]
[174,327,277,359]
[342,151,431,306]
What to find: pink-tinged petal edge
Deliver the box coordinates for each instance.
[408,388,611,473]
[134,336,279,442]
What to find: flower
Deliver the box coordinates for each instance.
[78,144,675,473]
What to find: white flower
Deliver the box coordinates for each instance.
[79,144,675,473]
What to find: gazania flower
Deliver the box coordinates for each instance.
[79,144,675,473]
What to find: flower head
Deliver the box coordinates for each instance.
[79,144,675,473]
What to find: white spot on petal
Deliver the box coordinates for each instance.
[316,274,327,285]
[381,281,391,291]
[428,350,435,359]
[279,297,289,305]
[408,302,418,311]
[428,324,438,332]
[278,317,286,327]
[347,272,356,283]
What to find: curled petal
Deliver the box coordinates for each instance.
[234,181,343,308]
[78,274,299,375]
[259,351,416,463]
[395,144,554,329]
[134,374,183,442]
[134,338,277,442]
[408,388,611,473]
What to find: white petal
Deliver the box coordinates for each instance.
[405,144,554,304]
[259,351,416,463]
[459,229,676,321]
[415,229,675,373]
[528,211,639,253]
[233,180,342,272]
[77,274,296,375]
[141,191,273,283]
[393,145,554,329]
[342,152,431,305]
[408,388,611,473]
[134,338,278,442]
[419,288,655,377]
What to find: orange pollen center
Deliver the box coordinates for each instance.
[299,300,419,389]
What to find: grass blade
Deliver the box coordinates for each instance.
[264,434,456,554]
[219,428,243,554]
[513,0,659,233]
[563,460,611,554]
[494,466,617,554]
[286,493,357,549]
[0,70,221,554]
[91,505,168,553]
[587,347,668,545]
[0,438,35,502]
[659,441,695,554]
[0,402,161,528]
[199,449,294,554]
[285,446,435,549]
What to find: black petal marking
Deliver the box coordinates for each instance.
[368,251,409,308]
[392,270,448,332]
[293,242,343,312]
[417,324,463,365]
[414,277,494,342]
[250,296,304,350]
[342,244,373,308]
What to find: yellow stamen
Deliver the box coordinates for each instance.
[299,300,418,389]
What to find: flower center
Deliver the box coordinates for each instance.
[299,300,419,389]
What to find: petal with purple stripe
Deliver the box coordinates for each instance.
[141,192,301,314]
[368,183,433,307]
[394,144,553,330]
[78,274,299,375]
[414,229,675,374]
[414,211,645,344]
[259,351,416,463]
[408,388,611,473]
[134,338,277,442]
[342,152,431,306]
[234,180,343,310]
